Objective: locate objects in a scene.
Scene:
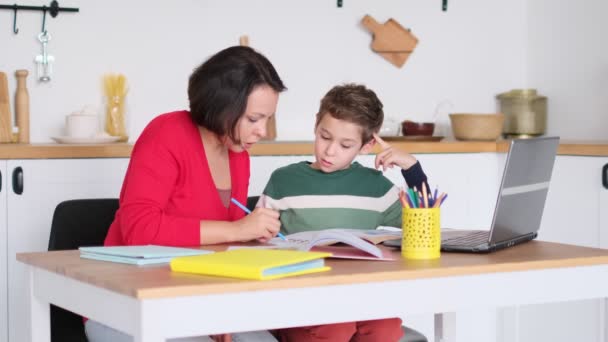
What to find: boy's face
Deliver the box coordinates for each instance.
[311,114,374,173]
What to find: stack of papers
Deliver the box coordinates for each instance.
[79,245,212,265]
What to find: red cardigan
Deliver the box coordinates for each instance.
[104,111,249,247]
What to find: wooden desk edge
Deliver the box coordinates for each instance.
[17,245,608,299]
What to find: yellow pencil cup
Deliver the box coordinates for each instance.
[402,207,441,259]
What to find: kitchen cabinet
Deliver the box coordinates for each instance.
[600,162,608,249]
[538,156,605,247]
[515,156,608,342]
[0,160,7,342]
[5,158,128,342]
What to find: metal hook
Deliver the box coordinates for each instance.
[41,6,47,33]
[12,4,18,34]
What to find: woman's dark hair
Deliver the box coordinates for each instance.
[188,46,286,142]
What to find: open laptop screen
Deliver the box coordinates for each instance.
[489,137,560,244]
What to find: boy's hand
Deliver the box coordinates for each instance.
[373,133,418,171]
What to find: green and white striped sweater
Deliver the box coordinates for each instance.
[258,161,427,235]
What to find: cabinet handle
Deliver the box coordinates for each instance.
[0,169,2,193]
[604,164,608,190]
[12,167,23,195]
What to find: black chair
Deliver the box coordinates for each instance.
[245,195,427,342]
[48,199,120,342]
[246,195,260,211]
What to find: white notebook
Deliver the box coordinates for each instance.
[79,245,212,265]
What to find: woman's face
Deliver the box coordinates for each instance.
[227,85,279,152]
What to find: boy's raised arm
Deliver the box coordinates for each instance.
[373,133,418,171]
[372,133,429,191]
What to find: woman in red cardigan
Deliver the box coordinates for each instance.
[104,46,285,248]
[86,46,286,342]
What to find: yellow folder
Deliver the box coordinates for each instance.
[170,249,331,280]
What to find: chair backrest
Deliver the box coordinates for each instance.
[48,198,119,342]
[48,198,119,251]
[246,196,259,211]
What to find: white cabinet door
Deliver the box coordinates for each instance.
[600,161,608,249]
[0,160,7,342]
[516,156,606,342]
[538,156,604,247]
[7,158,128,342]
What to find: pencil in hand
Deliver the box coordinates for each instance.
[230,198,288,241]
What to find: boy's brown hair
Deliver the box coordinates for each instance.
[315,83,383,145]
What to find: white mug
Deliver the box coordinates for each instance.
[65,114,98,138]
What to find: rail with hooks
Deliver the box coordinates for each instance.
[0,0,79,34]
[336,0,448,11]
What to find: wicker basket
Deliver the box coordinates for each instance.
[449,113,505,141]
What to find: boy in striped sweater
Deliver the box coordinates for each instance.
[260,84,428,342]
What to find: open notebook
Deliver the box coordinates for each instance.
[266,228,400,260]
[79,245,212,265]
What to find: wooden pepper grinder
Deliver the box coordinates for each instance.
[239,35,277,140]
[15,70,30,143]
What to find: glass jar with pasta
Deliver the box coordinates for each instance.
[102,73,129,142]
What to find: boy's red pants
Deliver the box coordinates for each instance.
[275,318,403,342]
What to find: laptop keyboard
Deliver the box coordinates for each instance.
[442,231,489,247]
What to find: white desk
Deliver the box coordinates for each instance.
[17,241,608,342]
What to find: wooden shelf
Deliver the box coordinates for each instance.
[1,140,608,159]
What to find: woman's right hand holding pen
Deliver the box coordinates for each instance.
[234,207,281,243]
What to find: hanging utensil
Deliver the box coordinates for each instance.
[35,31,54,82]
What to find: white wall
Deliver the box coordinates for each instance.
[1,0,528,142]
[526,0,608,140]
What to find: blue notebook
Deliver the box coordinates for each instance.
[79,245,212,265]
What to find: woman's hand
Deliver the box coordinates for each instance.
[234,207,281,242]
[373,133,418,171]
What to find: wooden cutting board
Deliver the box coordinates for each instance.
[0,72,13,143]
[378,51,412,68]
[361,15,418,52]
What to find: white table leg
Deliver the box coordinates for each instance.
[134,306,166,342]
[435,312,456,342]
[436,310,501,342]
[497,307,519,342]
[28,268,50,342]
[600,298,608,342]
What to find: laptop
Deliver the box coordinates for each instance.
[384,136,560,253]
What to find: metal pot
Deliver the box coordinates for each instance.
[496,89,547,138]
